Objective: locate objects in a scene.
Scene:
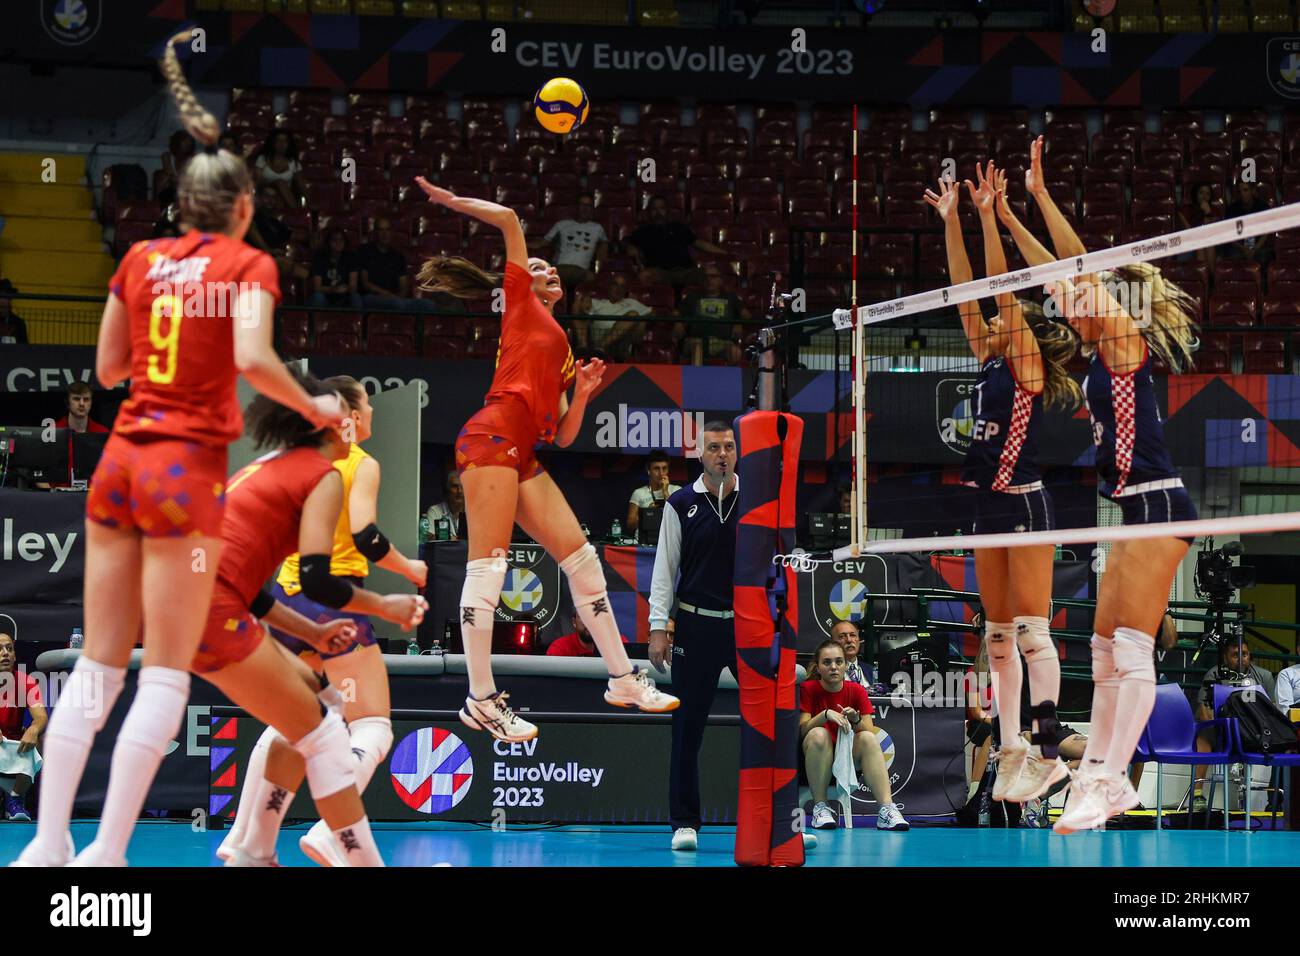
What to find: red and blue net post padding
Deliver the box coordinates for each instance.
[732,410,804,867]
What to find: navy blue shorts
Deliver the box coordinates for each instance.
[1108,483,1198,544]
[267,579,377,659]
[973,487,1055,535]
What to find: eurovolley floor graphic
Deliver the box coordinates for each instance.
[0,822,1295,867]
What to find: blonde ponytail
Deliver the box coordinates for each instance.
[158,30,252,233]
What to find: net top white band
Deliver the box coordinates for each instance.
[822,510,1300,561]
[831,201,1300,330]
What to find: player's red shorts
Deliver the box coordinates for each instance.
[455,404,544,482]
[86,434,227,538]
[192,587,265,674]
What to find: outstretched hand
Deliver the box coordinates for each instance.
[991,164,1015,224]
[964,160,998,217]
[413,176,514,226]
[922,175,961,223]
[1026,135,1047,197]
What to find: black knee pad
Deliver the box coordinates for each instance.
[1028,700,1061,759]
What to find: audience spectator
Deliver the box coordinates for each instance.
[546,607,630,657]
[838,485,852,515]
[679,263,752,363]
[253,128,306,210]
[626,450,681,532]
[1179,183,1219,271]
[0,631,46,821]
[541,193,608,296]
[800,640,909,831]
[627,194,730,290]
[156,129,195,205]
[246,185,307,292]
[1132,613,1201,797]
[1277,648,1300,711]
[1192,639,1278,811]
[584,274,653,358]
[308,227,362,308]
[358,218,433,312]
[1220,181,1273,268]
[424,471,466,541]
[217,131,241,156]
[0,279,28,345]
[829,619,877,688]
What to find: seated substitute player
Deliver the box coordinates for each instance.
[800,640,909,832]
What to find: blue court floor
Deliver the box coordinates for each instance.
[0,820,1297,867]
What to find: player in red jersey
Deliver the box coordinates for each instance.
[414,179,678,742]
[195,371,426,867]
[13,32,342,868]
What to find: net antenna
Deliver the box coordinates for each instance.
[850,103,864,549]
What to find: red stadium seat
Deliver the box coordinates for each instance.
[630,343,677,365]
[1209,294,1259,326]
[316,332,361,354]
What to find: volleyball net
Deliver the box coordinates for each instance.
[809,200,1300,561]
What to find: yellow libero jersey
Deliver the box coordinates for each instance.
[276,442,372,595]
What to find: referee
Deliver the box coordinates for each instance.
[649,421,738,852]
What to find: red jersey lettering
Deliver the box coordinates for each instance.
[216,447,335,607]
[483,261,576,447]
[108,232,280,446]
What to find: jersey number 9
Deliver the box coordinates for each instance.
[147,294,185,385]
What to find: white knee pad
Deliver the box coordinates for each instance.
[318,682,345,716]
[558,543,608,608]
[350,716,393,763]
[293,710,356,800]
[984,621,1018,665]
[55,656,127,739]
[1013,616,1055,661]
[117,666,190,755]
[1091,633,1120,685]
[459,556,507,623]
[1113,627,1156,683]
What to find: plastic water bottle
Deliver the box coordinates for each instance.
[610,517,622,542]
[69,627,83,650]
[435,517,450,541]
[405,638,421,655]
[419,515,431,543]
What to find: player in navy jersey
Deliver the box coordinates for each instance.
[997,139,1200,832]
[926,165,1084,806]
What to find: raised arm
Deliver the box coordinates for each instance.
[971,162,1043,391]
[554,357,604,448]
[1027,135,1087,260]
[994,166,1058,268]
[923,176,987,361]
[414,176,527,270]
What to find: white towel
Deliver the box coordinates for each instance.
[0,739,41,790]
[832,727,859,830]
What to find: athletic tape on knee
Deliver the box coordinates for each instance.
[558,543,607,608]
[349,716,393,793]
[116,666,190,754]
[460,556,507,620]
[55,656,127,739]
[984,621,1018,664]
[1090,633,1121,686]
[1112,627,1157,683]
[1013,616,1054,660]
[294,711,356,800]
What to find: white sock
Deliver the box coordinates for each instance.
[89,666,190,861]
[460,556,505,699]
[28,656,125,859]
[1081,633,1119,772]
[332,814,384,867]
[985,621,1023,749]
[1104,627,1157,778]
[221,725,278,855]
[243,775,296,859]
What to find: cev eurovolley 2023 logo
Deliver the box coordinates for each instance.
[41,0,102,46]
[390,727,474,815]
[1267,39,1300,98]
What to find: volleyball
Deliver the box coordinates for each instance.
[533,77,589,135]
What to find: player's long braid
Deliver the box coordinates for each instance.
[159,30,252,232]
[416,254,501,298]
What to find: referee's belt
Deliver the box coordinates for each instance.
[678,601,734,619]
